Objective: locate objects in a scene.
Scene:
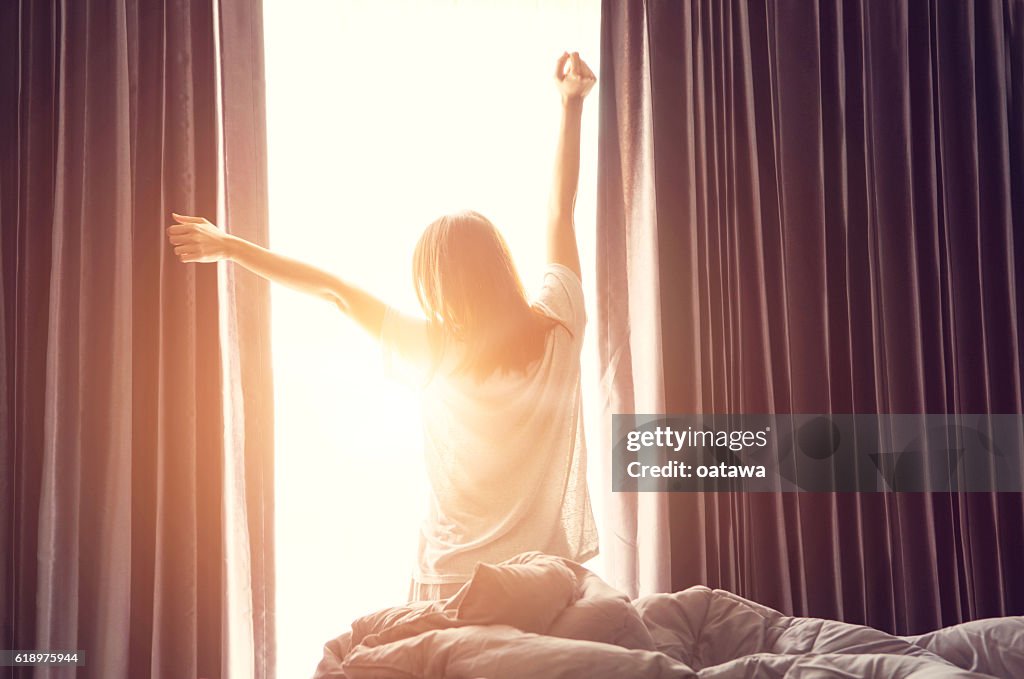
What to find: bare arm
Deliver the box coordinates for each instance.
[166,214,386,337]
[548,52,596,280]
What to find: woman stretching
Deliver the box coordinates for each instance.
[166,52,599,601]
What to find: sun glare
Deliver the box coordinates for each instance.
[262,1,601,675]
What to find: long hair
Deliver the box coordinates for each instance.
[413,210,558,381]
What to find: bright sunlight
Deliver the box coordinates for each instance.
[262,1,601,675]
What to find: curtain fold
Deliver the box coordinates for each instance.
[2,1,274,677]
[595,0,673,599]
[598,0,1024,633]
[217,1,275,675]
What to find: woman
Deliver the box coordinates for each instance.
[167,52,598,601]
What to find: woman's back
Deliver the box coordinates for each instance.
[381,263,598,589]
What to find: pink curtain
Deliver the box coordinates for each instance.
[597,0,1024,632]
[1,1,275,676]
[594,1,672,599]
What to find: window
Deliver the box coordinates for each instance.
[263,2,601,675]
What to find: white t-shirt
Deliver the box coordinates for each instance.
[380,263,599,584]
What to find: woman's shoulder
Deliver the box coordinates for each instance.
[532,263,586,341]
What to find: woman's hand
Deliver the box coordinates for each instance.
[165,213,234,263]
[554,52,596,103]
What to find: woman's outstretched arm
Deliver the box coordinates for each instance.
[166,213,386,337]
[548,52,596,280]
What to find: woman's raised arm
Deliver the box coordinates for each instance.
[547,52,596,280]
[166,213,387,337]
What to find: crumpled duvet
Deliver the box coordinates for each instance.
[313,552,1024,678]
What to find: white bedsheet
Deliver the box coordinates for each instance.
[313,552,1024,678]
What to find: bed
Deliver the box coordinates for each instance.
[312,551,1024,678]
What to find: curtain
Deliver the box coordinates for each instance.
[1,1,274,677]
[598,0,1024,634]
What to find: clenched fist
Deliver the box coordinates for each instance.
[555,51,596,103]
[165,213,233,263]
